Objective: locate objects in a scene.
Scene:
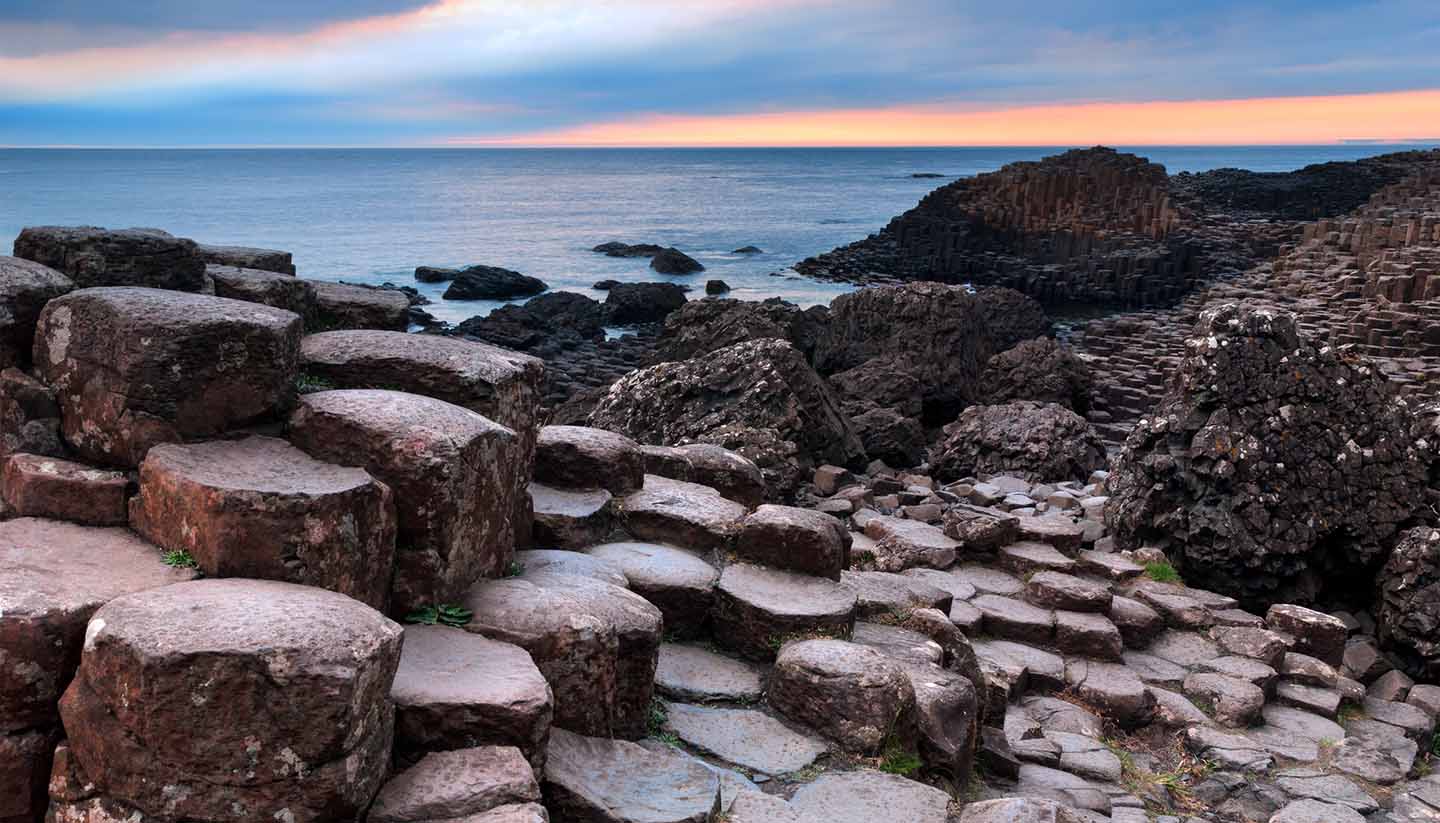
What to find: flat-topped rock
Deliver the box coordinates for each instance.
[0,518,196,731]
[654,643,765,704]
[789,770,951,823]
[1212,626,1292,668]
[1065,659,1154,728]
[465,573,660,739]
[621,475,747,551]
[1,453,128,526]
[768,639,916,753]
[369,746,540,823]
[1185,726,1274,771]
[34,287,302,466]
[712,563,856,661]
[902,568,978,601]
[736,503,851,579]
[976,639,1066,692]
[662,702,827,775]
[309,279,410,330]
[58,579,401,822]
[0,256,73,368]
[15,226,206,291]
[514,549,626,585]
[1015,515,1086,553]
[1055,610,1124,661]
[543,728,720,823]
[1183,672,1265,726]
[536,425,645,495]
[1148,629,1222,668]
[587,542,718,637]
[852,621,945,667]
[974,594,1055,644]
[669,443,767,508]
[1273,770,1379,814]
[1077,551,1144,581]
[1109,595,1164,648]
[1276,681,1342,718]
[1122,651,1189,689]
[1270,798,1367,823]
[840,570,952,620]
[1026,570,1112,612]
[207,263,316,318]
[1000,541,1078,575]
[291,389,520,612]
[863,515,958,571]
[129,435,396,609]
[962,797,1081,823]
[955,563,1025,596]
[390,625,553,769]
[1268,605,1348,667]
[531,483,613,549]
[1250,704,1346,762]
[1135,587,1215,630]
[197,242,296,275]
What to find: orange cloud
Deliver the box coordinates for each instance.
[452,89,1440,147]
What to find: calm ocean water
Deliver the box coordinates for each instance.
[1,145,1432,324]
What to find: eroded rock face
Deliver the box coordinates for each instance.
[590,338,864,493]
[656,297,829,362]
[1106,304,1429,606]
[981,337,1094,414]
[1377,527,1440,679]
[930,400,1108,484]
[0,257,73,369]
[0,368,64,461]
[33,287,303,467]
[14,226,206,291]
[57,579,402,822]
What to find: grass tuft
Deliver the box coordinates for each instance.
[161,549,198,569]
[1144,561,1181,583]
[404,603,473,627]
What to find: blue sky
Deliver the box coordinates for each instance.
[2,0,1438,146]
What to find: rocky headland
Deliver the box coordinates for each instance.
[2,144,1440,823]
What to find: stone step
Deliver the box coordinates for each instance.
[368,746,541,823]
[542,728,722,823]
[711,563,857,662]
[586,542,719,637]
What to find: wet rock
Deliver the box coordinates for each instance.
[543,728,720,823]
[15,226,206,291]
[705,279,730,294]
[711,563,856,661]
[34,287,302,467]
[291,390,521,612]
[982,337,1094,414]
[620,475,747,551]
[661,702,827,775]
[369,746,541,823]
[58,579,401,822]
[197,243,296,275]
[736,504,850,579]
[310,280,411,330]
[650,247,705,274]
[1105,304,1429,607]
[594,242,667,258]
[207,263,316,318]
[604,282,688,325]
[443,265,547,300]
[932,401,1107,484]
[1,453,127,526]
[587,542,719,637]
[390,625,553,769]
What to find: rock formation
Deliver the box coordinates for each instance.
[1377,526,1440,679]
[931,400,1108,484]
[981,337,1094,414]
[442,265,548,300]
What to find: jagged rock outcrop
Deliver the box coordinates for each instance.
[981,338,1094,414]
[454,291,606,352]
[656,297,829,362]
[1106,304,1429,606]
[589,338,864,494]
[930,400,1107,484]
[603,282,687,325]
[1171,154,1426,220]
[1377,527,1440,679]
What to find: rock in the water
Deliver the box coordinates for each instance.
[767,638,917,753]
[57,579,401,822]
[415,266,460,283]
[604,282,688,324]
[543,728,720,823]
[34,287,302,467]
[712,563,857,661]
[650,247,705,274]
[310,280,411,330]
[453,291,605,351]
[981,337,1094,414]
[443,265,548,300]
[705,279,730,294]
[14,226,206,291]
[129,435,397,609]
[368,746,541,823]
[290,389,521,612]
[1,453,128,526]
[1105,304,1429,606]
[1377,527,1440,679]
[0,256,73,369]
[931,400,1107,484]
[735,504,851,579]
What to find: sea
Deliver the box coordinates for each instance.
[1,145,1434,325]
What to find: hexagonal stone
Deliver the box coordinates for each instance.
[768,639,916,754]
[645,443,767,509]
[1015,516,1085,554]
[1122,651,1189,689]
[309,279,409,330]
[1046,731,1122,782]
[1054,611,1123,661]
[789,771,951,823]
[1362,696,1434,742]
[514,549,626,586]
[1197,656,1278,692]
[654,643,764,704]
[34,287,302,466]
[1065,659,1154,728]
[902,661,979,780]
[1,453,128,526]
[544,728,720,822]
[291,389,521,612]
[711,563,856,661]
[962,797,1078,823]
[726,792,807,823]
[58,579,401,822]
[840,570,952,620]
[0,518,195,732]
[1249,704,1346,762]
[1183,673,1265,727]
[1273,771,1379,814]
[954,564,1025,596]
[369,746,541,823]
[198,243,295,275]
[1211,626,1292,668]
[1109,595,1164,648]
[1281,652,1339,688]
[1014,763,1111,813]
[661,702,827,775]
[586,542,718,637]
[1212,608,1267,628]
[14,226,205,291]
[975,640,1066,692]
[863,516,958,571]
[974,594,1054,644]
[1077,551,1144,582]
[1135,588,1214,630]
[0,256,72,369]
[1184,726,1273,771]
[1270,799,1366,823]
[536,425,645,495]
[1026,571,1112,613]
[1148,630,1221,668]
[999,541,1077,575]
[531,484,613,549]
[129,436,397,609]
[621,475,747,551]
[852,622,944,667]
[1267,605,1347,667]
[1149,686,1211,729]
[464,574,661,739]
[735,504,851,579]
[208,264,316,318]
[390,625,552,769]
[1331,736,1408,785]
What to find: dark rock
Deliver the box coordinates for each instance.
[197,243,296,275]
[931,400,1107,483]
[656,297,829,362]
[593,279,620,290]
[443,265,548,301]
[605,282,688,325]
[849,405,927,468]
[0,257,73,369]
[829,357,924,419]
[982,337,1094,414]
[454,291,606,351]
[1377,527,1440,679]
[0,367,64,461]
[309,280,411,330]
[207,264,317,320]
[1105,304,1429,607]
[415,266,459,283]
[593,242,666,258]
[767,639,917,754]
[705,279,731,294]
[732,246,764,254]
[650,247,705,274]
[15,226,206,291]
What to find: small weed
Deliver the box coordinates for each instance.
[1144,561,1181,583]
[161,549,198,569]
[294,373,336,394]
[766,626,852,651]
[654,731,682,747]
[1338,704,1366,724]
[504,561,525,578]
[791,763,827,783]
[404,603,473,627]
[646,698,669,738]
[878,740,923,777]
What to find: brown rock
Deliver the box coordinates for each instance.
[290,389,521,613]
[530,484,613,549]
[768,639,918,754]
[309,279,410,330]
[620,475,747,551]
[368,746,540,823]
[735,504,851,580]
[0,367,63,462]
[672,443,767,507]
[0,727,59,823]
[535,425,644,494]
[33,287,302,467]
[586,542,719,638]
[863,515,959,571]
[197,243,296,275]
[1,454,128,525]
[543,728,720,823]
[1268,604,1348,667]
[14,226,205,291]
[207,263,316,319]
[712,563,857,661]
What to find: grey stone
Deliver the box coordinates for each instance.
[654,644,764,704]
[543,728,721,823]
[1183,673,1265,727]
[789,771,951,823]
[1269,799,1366,823]
[661,702,827,775]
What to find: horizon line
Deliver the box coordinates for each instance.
[4,140,1440,151]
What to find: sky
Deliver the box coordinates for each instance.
[2,0,1439,147]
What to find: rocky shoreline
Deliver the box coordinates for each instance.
[1,144,1440,823]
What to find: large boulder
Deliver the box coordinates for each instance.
[590,338,864,494]
[930,400,1107,483]
[1377,527,1440,679]
[767,639,917,754]
[33,287,303,467]
[207,263,317,319]
[1106,304,1429,606]
[442,265,548,301]
[57,579,402,822]
[813,283,1050,421]
[196,243,296,275]
[650,247,704,274]
[604,282,687,325]
[14,226,206,291]
[656,297,830,362]
[309,280,410,330]
[981,337,1094,414]
[0,257,73,369]
[454,291,605,352]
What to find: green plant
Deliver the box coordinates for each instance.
[404,604,473,627]
[1145,561,1181,583]
[1338,704,1366,724]
[878,740,922,776]
[161,549,198,569]
[504,561,525,578]
[294,373,336,394]
[646,698,671,739]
